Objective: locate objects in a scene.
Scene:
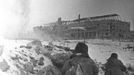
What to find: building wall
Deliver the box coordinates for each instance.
[62,19,130,40]
[33,14,131,40]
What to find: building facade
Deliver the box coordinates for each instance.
[34,14,131,40]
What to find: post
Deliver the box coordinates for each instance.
[83,31,86,43]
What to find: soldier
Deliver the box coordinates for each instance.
[62,42,98,75]
[104,53,127,75]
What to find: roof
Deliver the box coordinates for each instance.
[90,14,119,19]
[73,18,88,22]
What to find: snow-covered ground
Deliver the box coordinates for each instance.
[44,39,134,67]
[0,39,134,75]
[87,40,134,65]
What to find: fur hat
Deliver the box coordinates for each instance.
[74,42,88,54]
[111,53,118,59]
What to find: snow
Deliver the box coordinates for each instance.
[0,40,54,75]
[0,39,134,75]
[61,39,134,66]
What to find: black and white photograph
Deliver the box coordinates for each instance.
[0,0,134,75]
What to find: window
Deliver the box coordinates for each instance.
[71,33,74,37]
[105,33,109,36]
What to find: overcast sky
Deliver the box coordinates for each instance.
[30,0,134,30]
[0,0,134,37]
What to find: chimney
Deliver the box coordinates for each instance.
[58,17,62,25]
[78,14,80,20]
[78,14,80,23]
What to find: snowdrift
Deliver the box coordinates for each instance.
[0,39,134,75]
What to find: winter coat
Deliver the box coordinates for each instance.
[104,57,126,75]
[62,54,99,75]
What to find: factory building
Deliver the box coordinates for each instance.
[34,14,131,40]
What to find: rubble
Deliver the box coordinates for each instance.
[42,42,73,70]
[0,39,134,75]
[0,59,10,72]
[0,45,4,56]
[27,40,42,47]
[0,40,73,75]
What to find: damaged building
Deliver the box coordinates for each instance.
[34,14,132,40]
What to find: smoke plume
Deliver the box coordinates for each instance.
[0,0,31,39]
[13,0,31,36]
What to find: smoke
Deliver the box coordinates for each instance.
[13,0,31,35]
[0,0,31,38]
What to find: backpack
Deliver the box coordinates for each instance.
[65,62,87,75]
